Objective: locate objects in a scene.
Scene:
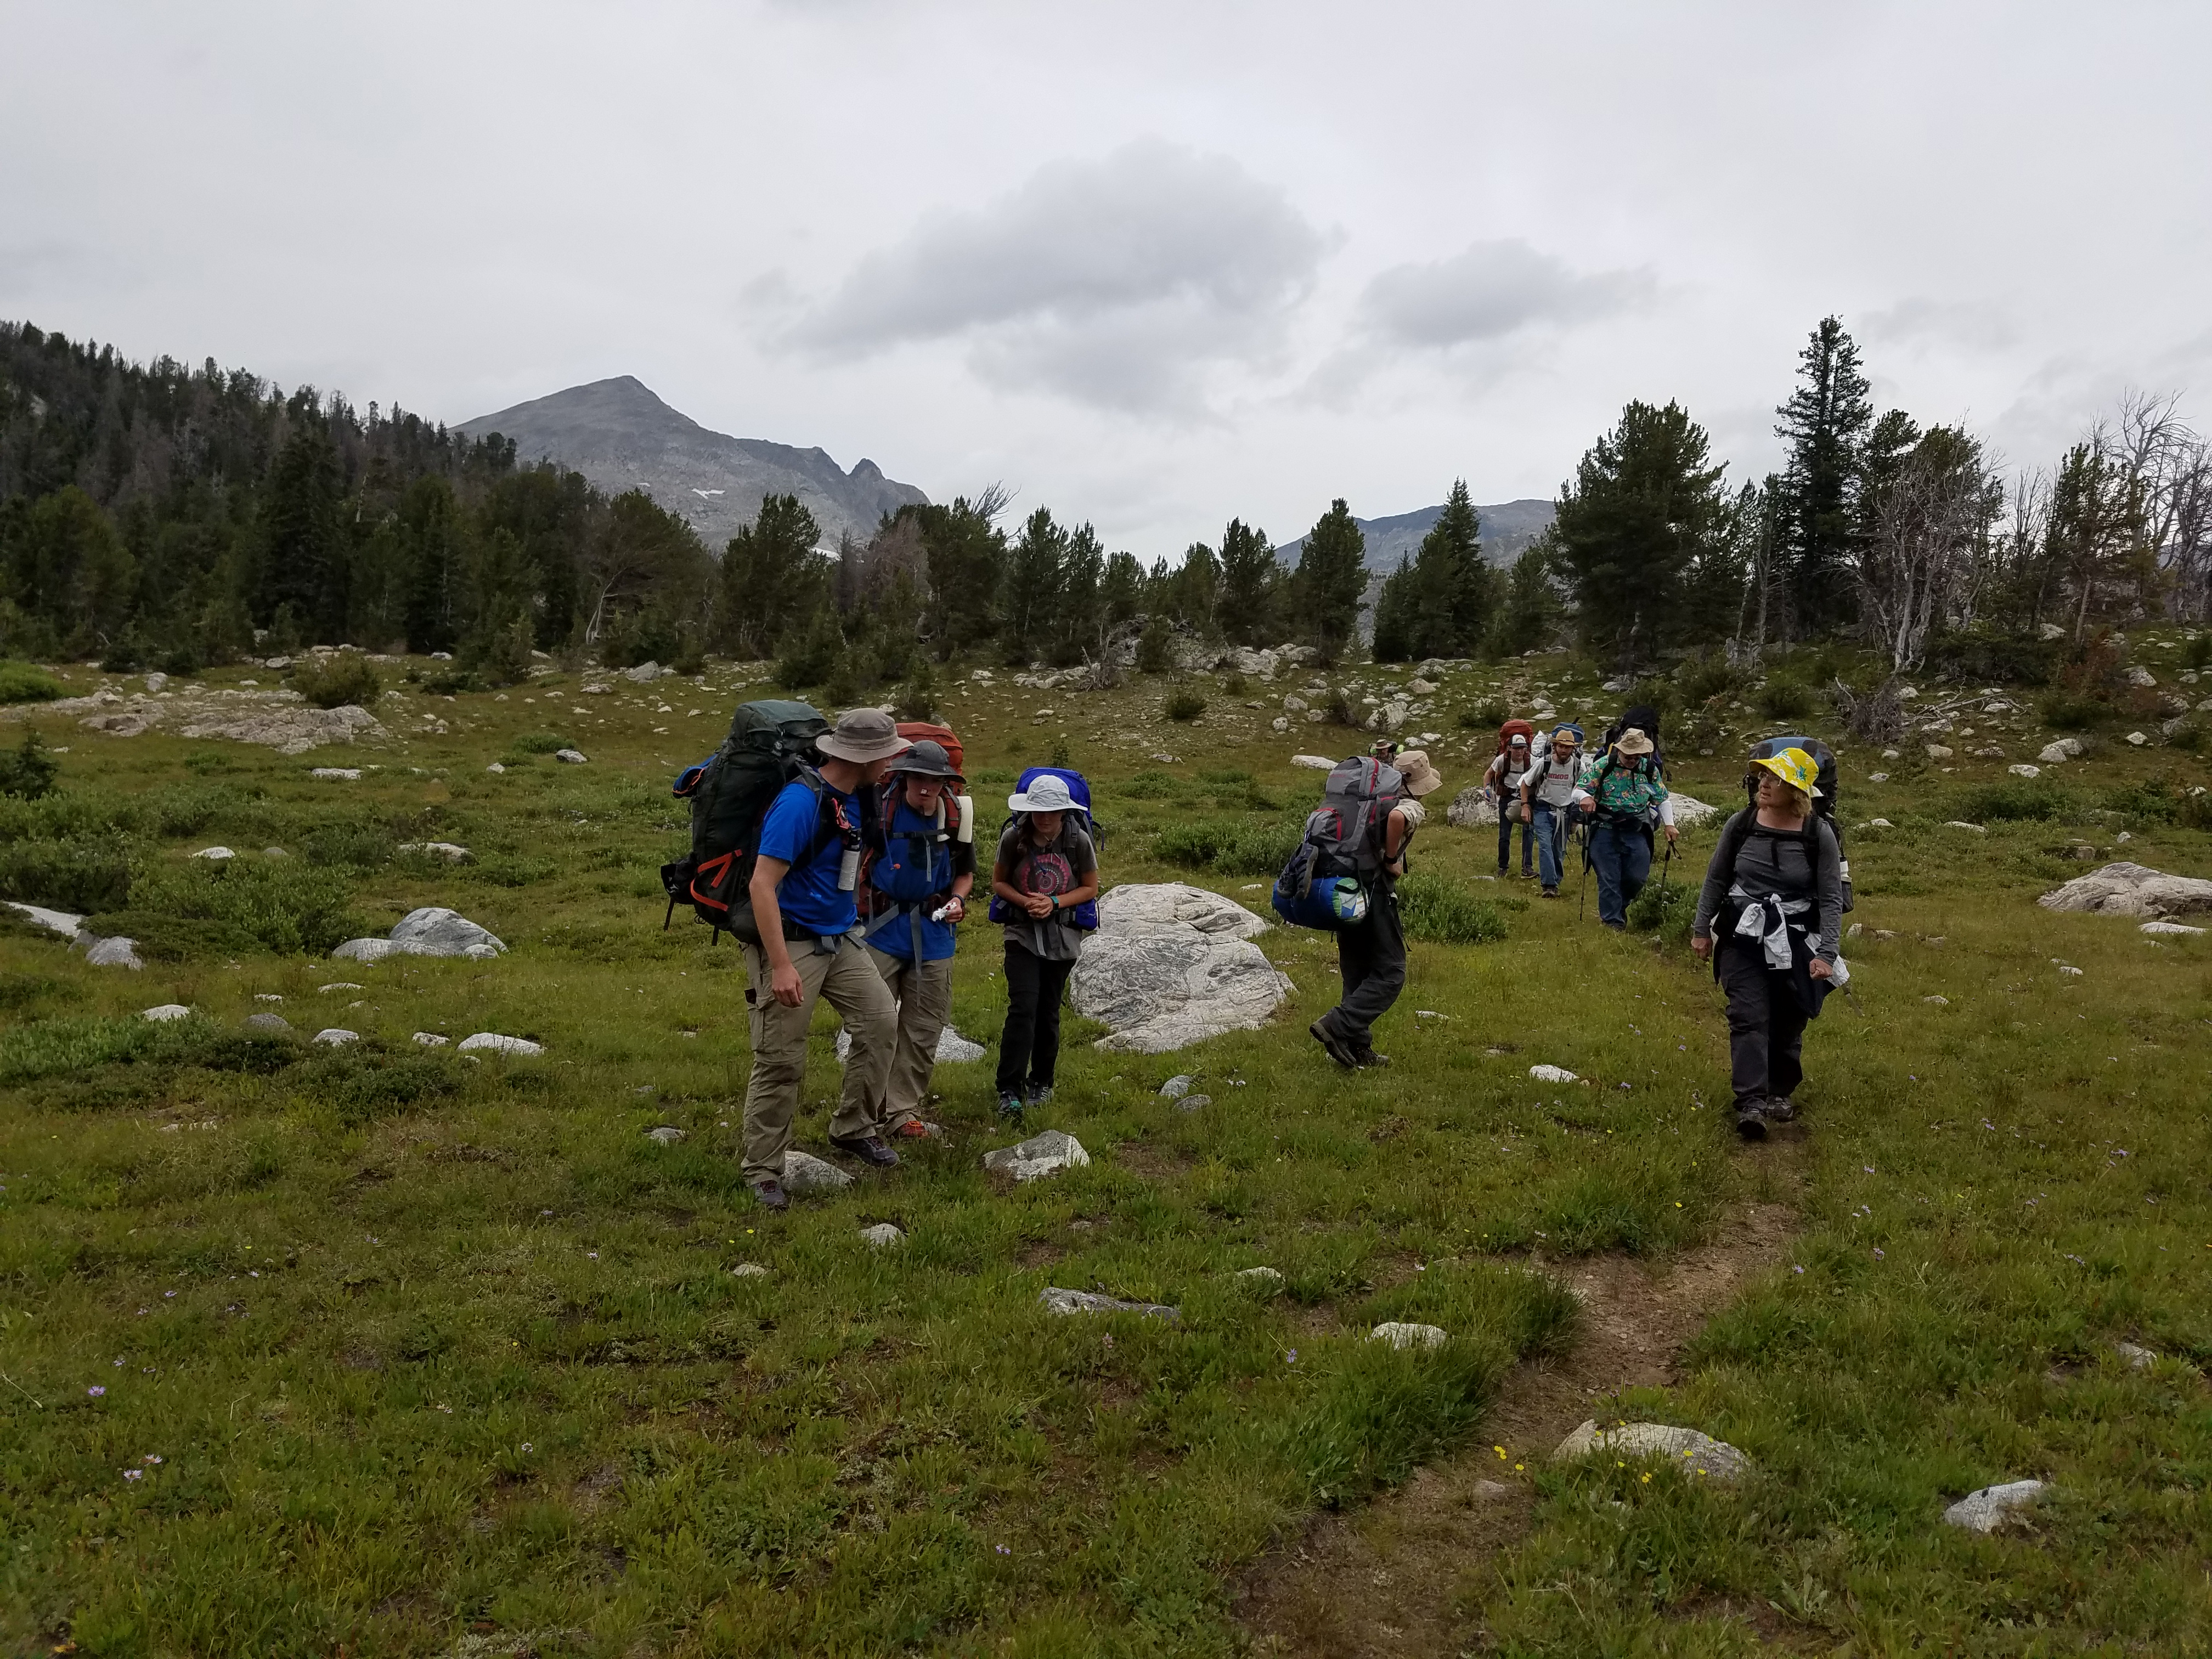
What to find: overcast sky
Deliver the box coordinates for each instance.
[4,1,2207,558]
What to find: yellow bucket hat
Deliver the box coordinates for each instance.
[1750,746,1821,797]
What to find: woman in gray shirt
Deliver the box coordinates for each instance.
[1691,746,1842,1141]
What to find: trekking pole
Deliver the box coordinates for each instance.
[1655,837,1674,930]
[1576,814,1592,923]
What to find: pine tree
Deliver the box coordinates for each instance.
[1550,400,1731,676]
[910,495,1007,661]
[999,507,1068,664]
[1422,479,1493,654]
[257,420,343,639]
[1491,546,1559,657]
[718,493,826,659]
[1171,541,1221,635]
[1100,551,1146,631]
[1051,523,1105,664]
[1371,555,1419,661]
[1292,499,1367,662]
[1216,518,1280,644]
[1774,317,1874,635]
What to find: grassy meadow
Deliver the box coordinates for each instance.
[3,644,2212,1656]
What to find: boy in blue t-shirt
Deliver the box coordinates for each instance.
[741,708,910,1211]
[860,741,975,1139]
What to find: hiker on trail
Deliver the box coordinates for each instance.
[1571,727,1677,928]
[1691,746,1842,1141]
[741,708,910,1211]
[860,740,975,1141]
[1486,725,1537,879]
[1520,723,1582,899]
[990,772,1099,1120]
[1309,748,1443,1069]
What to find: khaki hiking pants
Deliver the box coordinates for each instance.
[866,946,952,1132]
[741,935,896,1184]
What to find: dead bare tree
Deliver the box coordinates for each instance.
[1858,426,2004,671]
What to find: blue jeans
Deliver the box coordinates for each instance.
[1588,820,1652,927]
[1497,803,1534,874]
[1531,802,1568,888]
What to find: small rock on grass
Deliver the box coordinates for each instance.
[555,749,589,764]
[190,846,235,861]
[730,1263,769,1278]
[413,1031,449,1046]
[1175,1093,1211,1113]
[81,936,143,969]
[859,1222,905,1248]
[457,1032,543,1055]
[782,1149,853,1194]
[141,1004,191,1022]
[1554,1420,1752,1482]
[312,1029,359,1046]
[1158,1074,1195,1099]
[309,768,363,780]
[983,1130,1090,1182]
[1236,1266,1286,1290]
[935,1027,986,1062]
[645,1126,685,1145]
[243,1012,291,1035]
[2115,1341,2158,1369]
[2141,920,2207,936]
[1528,1064,1578,1084]
[320,982,364,992]
[1943,1479,2046,1532]
[1039,1286,1178,1321]
[1369,1322,1449,1351]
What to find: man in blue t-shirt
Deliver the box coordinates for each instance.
[860,740,975,1139]
[742,708,909,1211]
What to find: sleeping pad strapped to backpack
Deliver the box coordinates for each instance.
[1272,755,1404,930]
[662,699,831,943]
[1740,733,1853,911]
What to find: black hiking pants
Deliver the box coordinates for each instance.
[1717,940,1808,1109]
[1328,879,1405,1051]
[997,941,1075,1097]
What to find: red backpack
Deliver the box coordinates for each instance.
[1496,718,1537,757]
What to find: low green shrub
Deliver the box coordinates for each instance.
[1165,690,1207,722]
[2184,633,2212,671]
[2039,690,2106,730]
[1756,676,1818,720]
[1121,770,1184,800]
[1397,872,1508,944]
[509,731,572,754]
[0,662,66,704]
[1926,623,2061,686]
[1675,652,1747,707]
[1950,778,2087,822]
[1461,698,1508,730]
[0,731,60,799]
[289,653,382,710]
[0,838,132,912]
[1153,816,1302,876]
[89,856,362,957]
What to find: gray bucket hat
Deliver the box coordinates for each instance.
[886,738,961,780]
[818,707,910,763]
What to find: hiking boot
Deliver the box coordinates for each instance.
[1024,1084,1055,1108]
[1733,1102,1769,1141]
[1352,1047,1390,1068]
[995,1090,1026,1122]
[1541,885,1559,899]
[1309,1016,1359,1070]
[828,1133,900,1169]
[750,1178,791,1212]
[1762,1095,1797,1123]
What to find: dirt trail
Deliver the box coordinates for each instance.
[1235,1150,1803,1657]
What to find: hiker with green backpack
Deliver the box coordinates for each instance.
[1691,745,1843,1141]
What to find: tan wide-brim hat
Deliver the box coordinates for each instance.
[1613,729,1656,757]
[1395,749,1444,796]
[819,707,911,763]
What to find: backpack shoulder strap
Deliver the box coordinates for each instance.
[1716,807,1757,884]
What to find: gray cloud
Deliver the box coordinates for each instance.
[1861,297,2020,354]
[787,139,1330,412]
[1356,240,1653,351]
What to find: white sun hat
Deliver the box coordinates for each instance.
[1007,774,1077,814]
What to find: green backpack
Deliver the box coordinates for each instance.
[662,699,830,943]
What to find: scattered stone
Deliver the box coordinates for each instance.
[859,1223,905,1248]
[1668,793,1719,830]
[781,1149,852,1194]
[319,982,364,992]
[1370,1322,1449,1351]
[4,901,84,938]
[1868,817,1894,829]
[394,907,508,956]
[935,1027,986,1063]
[1282,695,1308,713]
[311,768,363,781]
[398,842,471,862]
[1038,1286,1178,1321]
[80,936,143,970]
[1290,754,1336,770]
[1554,1420,1753,1482]
[312,1028,359,1046]
[1925,745,1955,760]
[190,846,236,861]
[2007,764,2041,778]
[2056,964,2083,977]
[1176,1094,1212,1112]
[458,1032,543,1056]
[413,1032,449,1046]
[1447,785,1499,828]
[255,992,283,1002]
[730,1263,769,1278]
[332,938,401,964]
[644,1126,686,1144]
[1528,1064,1578,1084]
[242,1013,292,1035]
[1943,1479,2046,1532]
[555,748,588,764]
[984,1130,1091,1182]
[1406,678,1438,695]
[144,672,168,693]
[1846,923,1863,939]
[141,1004,191,1022]
[1923,995,1949,1005]
[2115,1341,2157,1369]
[1071,883,1289,1052]
[1942,821,1987,833]
[2141,920,2206,936]
[2039,861,2212,918]
[580,682,611,695]
[1158,1075,1196,1099]
[623,661,668,682]
[1235,1266,1286,1290]
[1867,771,1891,783]
[2126,665,2158,687]
[2038,738,2084,763]
[2126,731,2148,746]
